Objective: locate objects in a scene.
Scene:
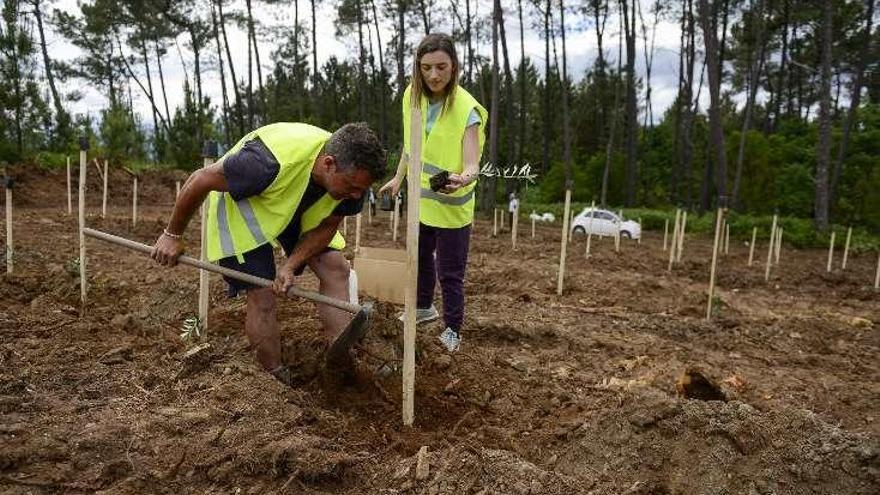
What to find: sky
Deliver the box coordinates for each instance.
[47,0,713,134]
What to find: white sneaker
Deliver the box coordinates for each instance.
[398,305,440,325]
[438,327,461,352]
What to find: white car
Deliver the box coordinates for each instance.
[570,208,641,239]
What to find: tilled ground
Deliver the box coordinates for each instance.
[1,167,879,494]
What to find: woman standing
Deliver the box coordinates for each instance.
[379,33,487,352]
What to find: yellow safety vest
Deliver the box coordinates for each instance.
[402,84,488,228]
[205,123,346,262]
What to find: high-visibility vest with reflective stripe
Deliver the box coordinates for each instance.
[205,123,346,262]
[402,84,488,228]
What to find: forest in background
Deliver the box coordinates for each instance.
[1,0,877,231]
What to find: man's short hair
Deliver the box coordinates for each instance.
[325,123,386,180]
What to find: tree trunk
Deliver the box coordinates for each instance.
[484,0,501,212]
[517,0,527,168]
[356,0,367,120]
[369,0,387,140]
[293,0,303,119]
[831,0,874,209]
[771,0,789,130]
[542,0,551,175]
[699,0,728,206]
[210,2,232,144]
[33,0,68,141]
[498,0,515,194]
[417,0,430,34]
[140,39,161,157]
[311,0,318,85]
[466,0,474,84]
[245,0,264,122]
[732,0,767,208]
[246,23,255,128]
[218,0,243,135]
[601,11,625,206]
[621,0,638,206]
[154,39,171,124]
[397,0,405,95]
[559,0,572,188]
[814,0,833,231]
[682,0,697,208]
[671,0,687,203]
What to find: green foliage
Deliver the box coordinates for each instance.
[99,103,146,166]
[165,82,217,171]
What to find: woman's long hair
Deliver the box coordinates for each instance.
[410,33,460,112]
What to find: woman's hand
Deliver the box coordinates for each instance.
[441,173,473,193]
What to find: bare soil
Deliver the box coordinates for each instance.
[1,165,878,494]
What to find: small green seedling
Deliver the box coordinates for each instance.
[180,315,203,342]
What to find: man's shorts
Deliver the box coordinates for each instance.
[217,224,333,297]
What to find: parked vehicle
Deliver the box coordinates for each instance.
[570,208,641,239]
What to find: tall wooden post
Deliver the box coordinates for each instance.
[402,108,422,426]
[66,156,72,215]
[531,215,535,239]
[585,200,595,257]
[78,136,88,305]
[775,228,783,264]
[874,252,879,290]
[706,207,725,320]
[4,177,12,275]
[343,216,348,237]
[568,209,574,243]
[493,208,498,237]
[355,212,362,253]
[826,231,836,273]
[511,205,519,250]
[841,227,852,270]
[662,218,669,251]
[557,188,572,295]
[392,195,400,243]
[176,180,181,198]
[614,209,622,252]
[501,206,506,231]
[724,222,730,255]
[676,210,688,262]
[199,141,218,332]
[102,160,108,218]
[637,218,641,245]
[668,209,681,272]
[747,227,757,266]
[764,214,777,281]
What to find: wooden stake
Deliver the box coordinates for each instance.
[501,206,506,231]
[706,208,724,320]
[775,228,783,264]
[5,183,11,275]
[568,209,574,243]
[724,222,730,255]
[764,214,777,281]
[841,227,852,270]
[493,208,498,237]
[747,227,757,266]
[343,216,348,237]
[78,140,88,305]
[826,231,836,273]
[511,205,519,250]
[667,209,681,272]
[557,189,572,295]
[874,251,879,290]
[531,215,535,239]
[402,107,422,426]
[367,195,372,224]
[637,217,641,245]
[175,180,181,198]
[676,210,688,262]
[66,156,72,215]
[662,218,669,251]
[355,212,362,253]
[585,200,595,257]
[101,160,108,218]
[199,142,218,333]
[392,195,400,242]
[614,209,622,252]
[131,176,138,227]
[389,204,394,232]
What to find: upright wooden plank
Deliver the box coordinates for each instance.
[747,227,757,266]
[662,218,668,251]
[403,108,422,426]
[531,215,535,238]
[511,204,519,250]
[102,160,108,218]
[199,141,218,332]
[764,214,777,281]
[392,195,400,243]
[874,251,879,290]
[676,210,688,262]
[585,200,595,257]
[775,228,783,264]
[667,209,680,272]
[614,209,622,252]
[131,176,138,227]
[556,189,572,295]
[355,212,362,253]
[706,208,724,320]
[66,156,72,215]
[78,137,88,305]
[5,181,11,275]
[841,227,852,270]
[826,231,836,273]
[176,180,181,198]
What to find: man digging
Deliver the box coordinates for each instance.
[151,122,386,386]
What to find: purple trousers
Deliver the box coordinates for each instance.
[417,223,471,332]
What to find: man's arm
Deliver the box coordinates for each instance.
[273,214,342,295]
[151,160,229,266]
